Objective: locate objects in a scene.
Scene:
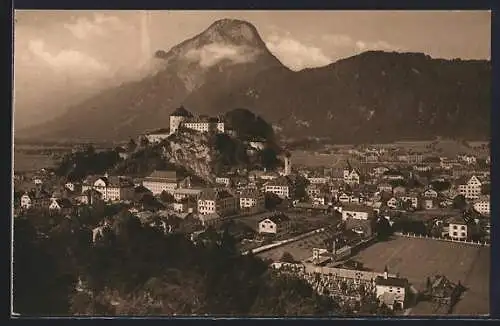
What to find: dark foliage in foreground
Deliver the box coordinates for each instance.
[13,213,339,316]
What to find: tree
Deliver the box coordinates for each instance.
[431,180,451,192]
[280,252,297,263]
[452,195,467,211]
[139,136,149,148]
[265,192,283,211]
[160,191,175,203]
[291,175,310,201]
[374,216,393,241]
[127,138,137,152]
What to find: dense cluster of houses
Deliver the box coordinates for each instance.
[272,261,409,311]
[15,142,490,243]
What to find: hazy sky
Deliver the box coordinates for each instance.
[13,10,491,127]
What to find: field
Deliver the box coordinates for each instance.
[291,150,348,167]
[256,231,332,262]
[351,236,490,315]
[14,152,57,172]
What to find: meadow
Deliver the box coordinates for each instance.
[351,236,490,315]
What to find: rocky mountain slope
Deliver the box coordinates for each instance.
[18,19,491,143]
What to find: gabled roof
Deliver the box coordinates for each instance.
[375,276,408,288]
[342,204,374,214]
[54,198,73,208]
[264,213,290,224]
[239,188,263,199]
[170,106,193,117]
[199,188,235,201]
[265,176,290,187]
[448,216,467,225]
[24,189,51,199]
[146,170,178,181]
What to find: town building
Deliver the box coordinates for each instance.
[173,187,206,201]
[377,182,393,193]
[264,177,291,199]
[307,176,329,185]
[392,186,407,197]
[386,197,399,209]
[343,168,361,186]
[473,196,490,216]
[341,204,374,221]
[400,196,419,209]
[20,190,51,210]
[142,170,180,195]
[169,106,224,134]
[144,128,171,143]
[448,216,468,240]
[173,198,197,214]
[423,188,438,198]
[375,267,408,310]
[197,188,238,217]
[258,213,291,235]
[239,189,266,213]
[215,176,231,187]
[82,175,134,202]
[458,175,482,200]
[49,198,74,215]
[422,198,435,210]
[306,184,322,199]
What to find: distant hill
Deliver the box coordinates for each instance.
[18,19,491,143]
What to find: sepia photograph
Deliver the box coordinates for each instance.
[12,10,491,317]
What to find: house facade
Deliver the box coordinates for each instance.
[264,177,291,199]
[448,217,468,240]
[197,189,238,216]
[341,205,373,221]
[258,213,291,235]
[458,175,482,200]
[142,170,179,195]
[473,196,490,216]
[239,189,265,213]
[20,190,51,210]
[375,271,408,310]
[343,168,361,186]
[82,175,134,202]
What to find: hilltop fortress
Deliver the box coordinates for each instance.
[169,106,225,135]
[144,107,226,143]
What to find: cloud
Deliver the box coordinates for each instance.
[63,13,126,40]
[321,34,354,47]
[265,34,332,70]
[28,39,109,72]
[356,40,398,51]
[184,43,260,68]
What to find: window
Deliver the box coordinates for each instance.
[453,225,458,230]
[453,232,457,236]
[461,232,466,237]
[461,226,466,230]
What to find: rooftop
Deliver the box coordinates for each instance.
[266,213,291,224]
[170,106,194,117]
[375,276,408,288]
[145,170,178,182]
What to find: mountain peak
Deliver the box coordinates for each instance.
[200,18,264,47]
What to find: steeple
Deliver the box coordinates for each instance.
[384,265,389,279]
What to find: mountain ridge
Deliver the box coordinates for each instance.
[17,19,491,143]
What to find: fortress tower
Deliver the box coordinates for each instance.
[169,106,193,134]
[284,151,292,176]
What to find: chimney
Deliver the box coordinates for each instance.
[384,265,388,279]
